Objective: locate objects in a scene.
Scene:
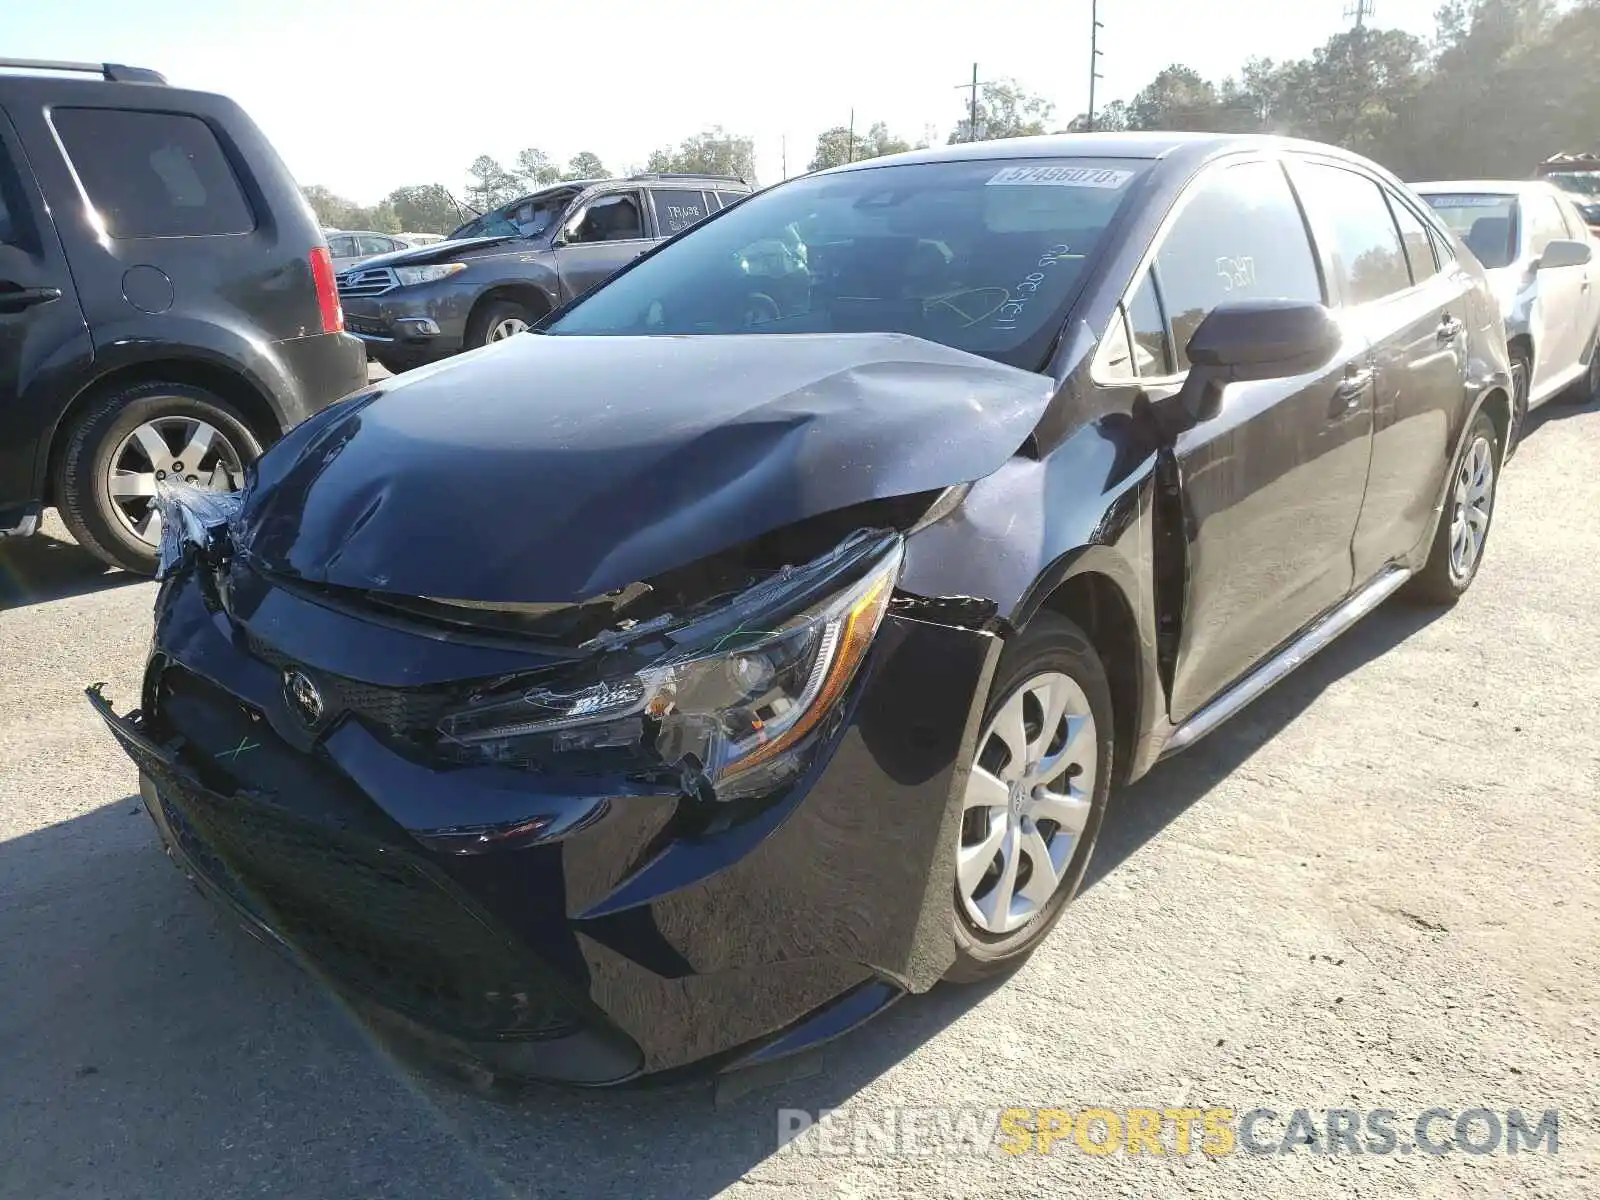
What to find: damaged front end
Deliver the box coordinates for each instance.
[102,479,1004,1080]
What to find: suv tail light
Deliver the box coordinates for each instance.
[309,246,344,334]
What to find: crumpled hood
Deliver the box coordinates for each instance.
[239,332,1055,604]
[342,234,518,272]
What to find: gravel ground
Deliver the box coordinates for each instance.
[1,391,1596,1199]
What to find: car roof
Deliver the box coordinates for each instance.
[817,131,1400,178]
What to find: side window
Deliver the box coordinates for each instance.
[1127,270,1173,376]
[328,235,358,258]
[714,190,745,210]
[649,189,711,237]
[1294,163,1411,305]
[356,234,393,255]
[565,193,644,244]
[51,108,255,238]
[1094,305,1137,382]
[1389,195,1439,284]
[1527,194,1570,256]
[1155,159,1322,371]
[1429,224,1456,267]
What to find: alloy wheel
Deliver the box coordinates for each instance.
[1447,435,1494,583]
[488,316,529,342]
[107,416,245,546]
[958,671,1097,935]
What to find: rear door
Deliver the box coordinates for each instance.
[0,103,89,528]
[1123,156,1373,722]
[1291,161,1469,580]
[553,190,651,301]
[646,187,713,239]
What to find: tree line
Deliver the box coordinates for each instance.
[1076,0,1599,181]
[304,0,1598,234]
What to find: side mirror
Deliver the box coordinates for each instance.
[1172,299,1340,425]
[1537,238,1593,270]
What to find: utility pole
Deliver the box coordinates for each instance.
[954,63,996,142]
[1088,0,1105,131]
[1344,0,1374,27]
[847,109,855,162]
[781,135,787,180]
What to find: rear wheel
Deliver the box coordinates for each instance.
[54,381,261,575]
[1570,325,1600,405]
[1402,407,1499,606]
[945,612,1114,983]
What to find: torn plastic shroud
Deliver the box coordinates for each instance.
[156,477,909,807]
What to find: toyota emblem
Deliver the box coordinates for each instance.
[282,668,325,726]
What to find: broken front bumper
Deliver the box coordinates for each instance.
[91,561,1001,1082]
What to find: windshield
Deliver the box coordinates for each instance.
[547,157,1149,369]
[449,192,572,241]
[1419,193,1518,268]
[1542,170,1600,198]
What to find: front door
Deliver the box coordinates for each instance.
[0,106,87,530]
[554,192,651,302]
[1131,157,1373,723]
[1290,162,1470,579]
[1525,189,1589,392]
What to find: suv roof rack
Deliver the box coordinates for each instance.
[627,171,748,186]
[0,58,167,85]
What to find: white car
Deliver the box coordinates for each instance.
[324,230,438,274]
[1415,180,1600,442]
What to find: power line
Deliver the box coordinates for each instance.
[954,63,997,142]
[1088,0,1105,131]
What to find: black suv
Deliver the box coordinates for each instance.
[338,173,751,374]
[0,59,367,574]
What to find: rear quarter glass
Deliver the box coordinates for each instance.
[50,107,256,238]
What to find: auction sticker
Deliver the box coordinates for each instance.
[987,166,1133,188]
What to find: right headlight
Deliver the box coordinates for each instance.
[395,262,467,287]
[437,534,903,801]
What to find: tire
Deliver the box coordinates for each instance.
[53,381,262,575]
[1566,325,1600,405]
[1402,407,1500,607]
[1507,353,1529,455]
[464,299,538,352]
[945,612,1115,983]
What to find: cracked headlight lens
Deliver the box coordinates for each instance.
[438,538,903,800]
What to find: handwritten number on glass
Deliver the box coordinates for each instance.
[1216,256,1256,292]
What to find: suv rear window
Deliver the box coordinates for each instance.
[51,108,255,238]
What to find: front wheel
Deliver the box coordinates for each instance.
[1402,407,1499,606]
[464,300,538,352]
[53,381,262,575]
[945,612,1114,983]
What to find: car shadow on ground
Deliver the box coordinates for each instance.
[1522,391,1597,444]
[0,529,136,609]
[0,602,1446,1200]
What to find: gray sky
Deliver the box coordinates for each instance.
[9,0,1445,200]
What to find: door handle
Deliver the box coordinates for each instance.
[1334,366,1373,402]
[0,285,62,313]
[1437,315,1464,342]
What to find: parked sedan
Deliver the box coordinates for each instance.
[1415,181,1600,444]
[94,133,1512,1086]
[325,229,432,274]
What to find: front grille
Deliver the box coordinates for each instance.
[337,266,397,297]
[245,633,460,734]
[143,754,581,1041]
